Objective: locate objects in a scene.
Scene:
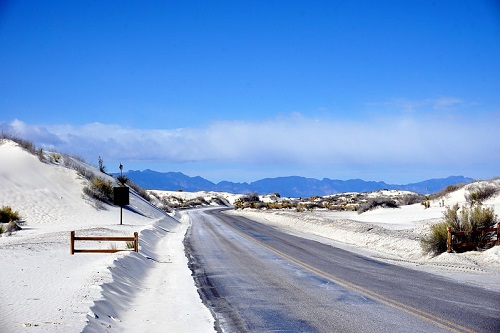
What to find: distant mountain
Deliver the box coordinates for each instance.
[118,169,474,198]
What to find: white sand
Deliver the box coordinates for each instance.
[0,140,215,332]
[226,188,500,291]
[1,138,499,332]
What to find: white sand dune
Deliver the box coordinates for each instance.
[1,138,499,332]
[0,140,215,332]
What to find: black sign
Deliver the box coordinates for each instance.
[113,187,129,207]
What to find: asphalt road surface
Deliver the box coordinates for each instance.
[184,208,500,333]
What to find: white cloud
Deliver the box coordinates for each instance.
[373,96,467,114]
[1,114,498,179]
[432,97,465,110]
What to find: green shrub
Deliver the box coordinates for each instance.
[0,206,20,223]
[116,175,129,185]
[357,197,399,214]
[125,179,152,203]
[421,204,498,255]
[83,177,114,204]
[400,193,426,206]
[465,184,499,205]
[420,221,449,256]
[463,204,496,230]
[234,192,261,209]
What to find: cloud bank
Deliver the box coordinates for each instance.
[1,114,499,181]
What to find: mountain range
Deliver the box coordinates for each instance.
[119,169,474,198]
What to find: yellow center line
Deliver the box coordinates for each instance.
[223,218,477,333]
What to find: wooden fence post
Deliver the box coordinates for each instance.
[70,231,75,255]
[497,223,500,246]
[447,227,452,253]
[134,232,139,252]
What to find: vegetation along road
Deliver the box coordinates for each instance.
[185,208,500,333]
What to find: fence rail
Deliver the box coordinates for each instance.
[447,224,500,253]
[70,231,138,254]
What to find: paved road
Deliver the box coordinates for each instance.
[185,208,500,333]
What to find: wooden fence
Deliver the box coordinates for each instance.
[447,224,500,253]
[70,231,138,255]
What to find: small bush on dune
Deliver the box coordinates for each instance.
[0,206,23,235]
[234,192,261,209]
[0,206,21,223]
[1,132,36,155]
[399,193,426,206]
[430,183,467,200]
[357,197,399,214]
[65,158,96,180]
[465,184,499,205]
[124,179,152,203]
[83,177,114,204]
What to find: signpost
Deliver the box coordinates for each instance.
[113,186,129,225]
[114,164,129,225]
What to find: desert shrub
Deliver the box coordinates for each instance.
[357,197,399,214]
[125,179,152,203]
[421,204,498,255]
[240,192,260,203]
[1,132,36,155]
[83,177,114,204]
[234,192,261,209]
[65,157,96,180]
[430,183,467,200]
[191,197,209,206]
[210,197,230,206]
[0,206,20,223]
[465,184,499,205]
[462,204,496,230]
[116,175,129,185]
[399,194,426,206]
[420,221,450,256]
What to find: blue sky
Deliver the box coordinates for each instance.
[1,0,499,184]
